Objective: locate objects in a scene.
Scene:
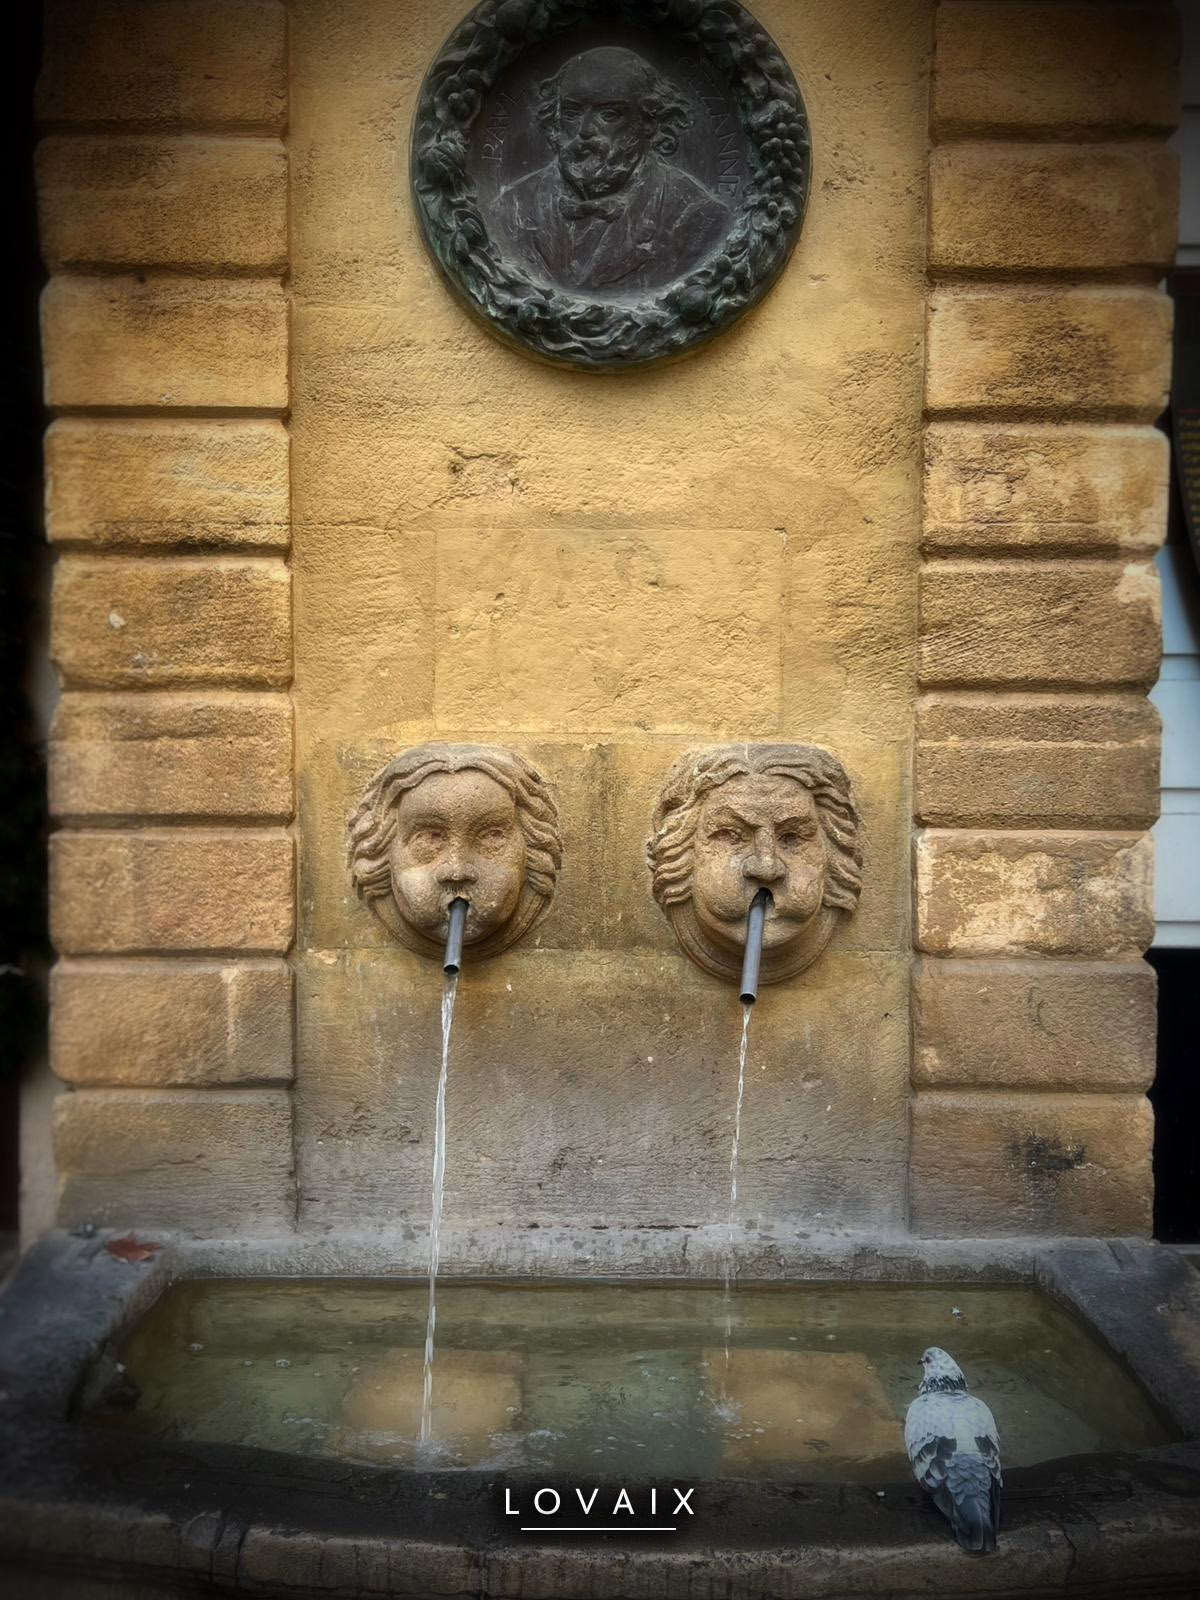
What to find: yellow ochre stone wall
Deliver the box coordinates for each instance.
[288,0,925,1234]
[36,0,1179,1241]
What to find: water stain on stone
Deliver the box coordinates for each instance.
[1014,1134,1086,1177]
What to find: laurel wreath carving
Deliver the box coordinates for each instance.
[411,0,811,370]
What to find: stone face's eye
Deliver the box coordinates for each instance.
[709,827,745,847]
[477,825,511,850]
[778,820,818,849]
[406,826,446,858]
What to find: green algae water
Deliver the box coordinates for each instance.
[80,1280,1172,1480]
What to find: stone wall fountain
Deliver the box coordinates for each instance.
[646,743,863,1357]
[343,739,862,1453]
[347,743,562,1445]
[6,0,1198,1593]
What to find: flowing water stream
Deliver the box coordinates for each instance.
[722,1002,754,1362]
[419,972,458,1445]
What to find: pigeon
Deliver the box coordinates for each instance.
[904,1346,1002,1553]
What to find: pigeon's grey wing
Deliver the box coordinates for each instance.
[906,1424,956,1495]
[903,1398,921,1456]
[975,1431,1003,1487]
[904,1394,944,1460]
[907,1394,1001,1552]
[903,1399,925,1460]
[959,1395,1003,1486]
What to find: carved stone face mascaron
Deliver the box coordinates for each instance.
[348,744,562,962]
[647,745,862,986]
[411,0,811,371]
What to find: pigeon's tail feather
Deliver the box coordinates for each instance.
[945,1453,1000,1554]
[949,1490,997,1553]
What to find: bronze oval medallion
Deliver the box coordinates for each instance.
[412,0,811,371]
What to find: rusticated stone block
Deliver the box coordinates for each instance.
[912,957,1156,1091]
[52,558,291,689]
[46,418,290,550]
[916,830,1154,959]
[923,424,1168,555]
[41,277,288,412]
[50,830,293,954]
[50,692,292,820]
[38,0,287,132]
[910,1091,1153,1237]
[37,135,287,273]
[929,144,1179,277]
[919,561,1160,689]
[932,3,1179,139]
[55,1089,294,1232]
[52,958,293,1085]
[915,693,1159,829]
[926,287,1172,421]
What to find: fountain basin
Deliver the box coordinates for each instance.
[2,1229,1199,1598]
[74,1278,1176,1480]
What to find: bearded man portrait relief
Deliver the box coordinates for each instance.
[495,45,731,294]
[647,744,863,987]
[348,744,562,962]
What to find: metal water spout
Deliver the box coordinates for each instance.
[442,898,469,976]
[739,888,772,1005]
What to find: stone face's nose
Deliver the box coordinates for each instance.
[744,830,785,885]
[435,850,479,887]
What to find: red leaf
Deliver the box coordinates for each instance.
[104,1233,162,1264]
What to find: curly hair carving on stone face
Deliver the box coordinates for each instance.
[647,743,862,986]
[348,743,562,962]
